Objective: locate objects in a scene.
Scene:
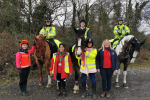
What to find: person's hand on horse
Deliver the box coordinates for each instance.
[50,71,52,76]
[97,69,100,73]
[118,32,122,36]
[69,73,72,76]
[18,68,22,74]
[48,36,50,39]
[115,70,118,74]
[33,41,36,46]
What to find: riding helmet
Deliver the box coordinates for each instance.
[86,38,94,47]
[80,18,86,24]
[118,17,124,21]
[19,40,29,46]
[45,18,52,22]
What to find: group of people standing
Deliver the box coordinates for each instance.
[16,16,130,99]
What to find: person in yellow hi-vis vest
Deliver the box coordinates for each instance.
[39,18,58,53]
[49,44,73,97]
[110,17,130,48]
[69,18,91,58]
[76,38,97,99]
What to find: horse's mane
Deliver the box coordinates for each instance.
[36,34,44,39]
[115,35,134,55]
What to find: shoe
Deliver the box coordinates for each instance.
[57,89,61,96]
[106,91,110,98]
[63,89,66,97]
[101,91,106,98]
[81,83,86,99]
[22,91,28,96]
[92,83,96,100]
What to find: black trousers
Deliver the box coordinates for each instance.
[19,67,30,92]
[57,73,66,90]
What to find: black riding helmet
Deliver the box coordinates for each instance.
[86,38,94,48]
[118,17,124,21]
[45,18,52,23]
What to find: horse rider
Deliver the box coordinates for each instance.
[39,17,58,53]
[69,18,91,58]
[111,17,130,45]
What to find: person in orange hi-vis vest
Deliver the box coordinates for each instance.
[16,40,35,96]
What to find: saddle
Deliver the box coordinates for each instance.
[46,39,61,58]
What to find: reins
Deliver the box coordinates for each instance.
[35,41,46,60]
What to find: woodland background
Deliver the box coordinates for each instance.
[0,0,150,82]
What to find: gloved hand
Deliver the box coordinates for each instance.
[118,32,122,36]
[18,68,22,74]
[33,41,36,46]
[125,33,129,36]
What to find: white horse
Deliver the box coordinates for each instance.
[113,35,145,88]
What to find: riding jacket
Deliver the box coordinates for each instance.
[39,26,56,39]
[50,51,73,80]
[96,48,119,71]
[113,24,130,39]
[16,46,35,69]
[76,48,97,69]
[75,27,91,42]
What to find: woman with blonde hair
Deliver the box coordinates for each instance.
[96,39,118,98]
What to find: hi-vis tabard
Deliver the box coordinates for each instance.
[80,49,97,69]
[52,52,70,74]
[20,52,31,68]
[77,27,89,39]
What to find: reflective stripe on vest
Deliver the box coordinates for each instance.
[52,52,70,74]
[77,27,89,39]
[20,52,31,68]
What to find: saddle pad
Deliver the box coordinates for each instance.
[54,39,61,48]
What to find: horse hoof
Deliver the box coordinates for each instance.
[46,84,51,88]
[86,87,88,90]
[115,82,120,87]
[123,83,128,89]
[39,83,43,86]
[73,90,79,93]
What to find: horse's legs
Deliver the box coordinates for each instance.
[36,60,43,86]
[73,64,79,93]
[45,60,51,88]
[123,62,129,89]
[115,63,121,87]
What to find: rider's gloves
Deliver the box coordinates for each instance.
[118,32,122,36]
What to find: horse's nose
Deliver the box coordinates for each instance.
[77,53,82,57]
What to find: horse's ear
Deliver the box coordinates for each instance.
[43,36,46,40]
[34,36,37,42]
[140,39,146,47]
[74,28,78,34]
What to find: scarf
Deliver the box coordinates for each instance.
[19,47,28,54]
[81,47,93,67]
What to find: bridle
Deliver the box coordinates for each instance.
[35,41,46,60]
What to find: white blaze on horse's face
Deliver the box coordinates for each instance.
[130,50,139,63]
[76,38,82,56]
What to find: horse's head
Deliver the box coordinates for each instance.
[129,36,146,63]
[34,34,46,59]
[74,28,86,57]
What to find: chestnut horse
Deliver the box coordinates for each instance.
[34,34,51,88]
[71,28,86,93]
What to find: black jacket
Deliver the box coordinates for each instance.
[96,48,119,71]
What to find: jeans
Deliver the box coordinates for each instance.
[82,73,96,84]
[100,68,113,91]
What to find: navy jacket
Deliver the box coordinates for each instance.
[96,48,119,71]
